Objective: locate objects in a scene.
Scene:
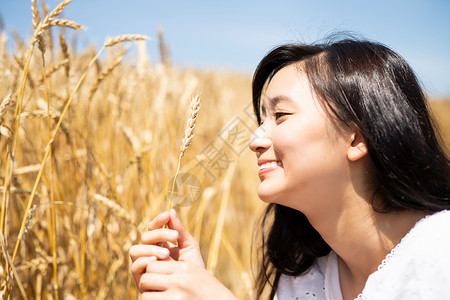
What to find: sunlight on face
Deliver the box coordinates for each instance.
[249,64,353,215]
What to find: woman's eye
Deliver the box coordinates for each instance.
[274,112,289,120]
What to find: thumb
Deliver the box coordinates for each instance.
[168,209,195,247]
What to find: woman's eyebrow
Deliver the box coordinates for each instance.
[261,95,294,115]
[269,95,294,108]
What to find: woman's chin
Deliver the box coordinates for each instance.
[257,185,281,204]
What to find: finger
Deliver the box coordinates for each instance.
[129,244,170,262]
[145,260,179,274]
[148,211,171,230]
[131,256,157,275]
[131,256,157,285]
[141,291,176,300]
[168,209,195,247]
[139,273,170,292]
[141,228,179,244]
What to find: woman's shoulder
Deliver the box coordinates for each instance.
[406,209,450,249]
[360,210,450,300]
[379,209,450,270]
[404,209,450,267]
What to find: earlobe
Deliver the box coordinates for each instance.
[347,131,368,161]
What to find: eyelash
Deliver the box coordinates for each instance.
[274,112,289,120]
[259,112,289,125]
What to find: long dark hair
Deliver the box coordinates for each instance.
[252,38,450,298]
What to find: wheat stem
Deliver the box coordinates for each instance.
[167,95,201,212]
[11,47,104,264]
[32,0,73,45]
[206,164,235,273]
[0,45,34,234]
[1,0,72,236]
[41,51,59,300]
[89,50,127,99]
[0,232,28,300]
[49,19,86,31]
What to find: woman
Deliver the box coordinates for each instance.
[129,38,450,299]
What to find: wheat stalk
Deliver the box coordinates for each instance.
[37,58,70,83]
[32,0,73,45]
[49,19,86,31]
[89,50,127,99]
[180,95,201,156]
[167,94,201,211]
[11,27,107,266]
[0,232,27,299]
[93,194,133,223]
[37,26,59,299]
[104,34,150,48]
[14,55,36,89]
[0,93,14,118]
[59,31,70,77]
[20,109,60,120]
[31,0,41,30]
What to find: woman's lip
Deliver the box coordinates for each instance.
[257,159,280,166]
[258,168,277,176]
[258,161,282,176]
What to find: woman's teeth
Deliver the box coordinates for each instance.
[259,161,281,171]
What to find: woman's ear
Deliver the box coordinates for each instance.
[347,130,368,161]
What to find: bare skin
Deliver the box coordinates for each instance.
[248,64,430,299]
[315,204,429,299]
[131,64,429,299]
[129,209,237,300]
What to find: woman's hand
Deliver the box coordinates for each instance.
[129,209,205,288]
[140,260,238,300]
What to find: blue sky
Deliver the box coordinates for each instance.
[1,0,449,97]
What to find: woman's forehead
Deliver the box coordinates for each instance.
[262,66,309,105]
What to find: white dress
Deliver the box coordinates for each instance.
[275,210,450,300]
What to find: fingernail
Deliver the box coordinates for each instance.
[168,231,178,239]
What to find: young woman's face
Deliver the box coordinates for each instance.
[249,64,352,214]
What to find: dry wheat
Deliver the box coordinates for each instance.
[50,19,86,31]
[33,0,73,45]
[31,0,41,30]
[103,34,150,48]
[37,58,70,83]
[167,94,201,211]
[59,31,70,77]
[89,51,126,98]
[93,194,133,223]
[180,95,201,156]
[0,93,14,118]
[3,4,446,299]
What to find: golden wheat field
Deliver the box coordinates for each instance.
[0,1,449,299]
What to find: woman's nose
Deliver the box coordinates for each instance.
[249,124,272,153]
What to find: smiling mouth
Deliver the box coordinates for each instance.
[259,161,282,172]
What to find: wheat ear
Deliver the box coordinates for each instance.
[31,0,41,30]
[32,0,73,45]
[0,93,14,118]
[49,19,86,31]
[104,34,150,48]
[167,95,201,211]
[89,50,127,99]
